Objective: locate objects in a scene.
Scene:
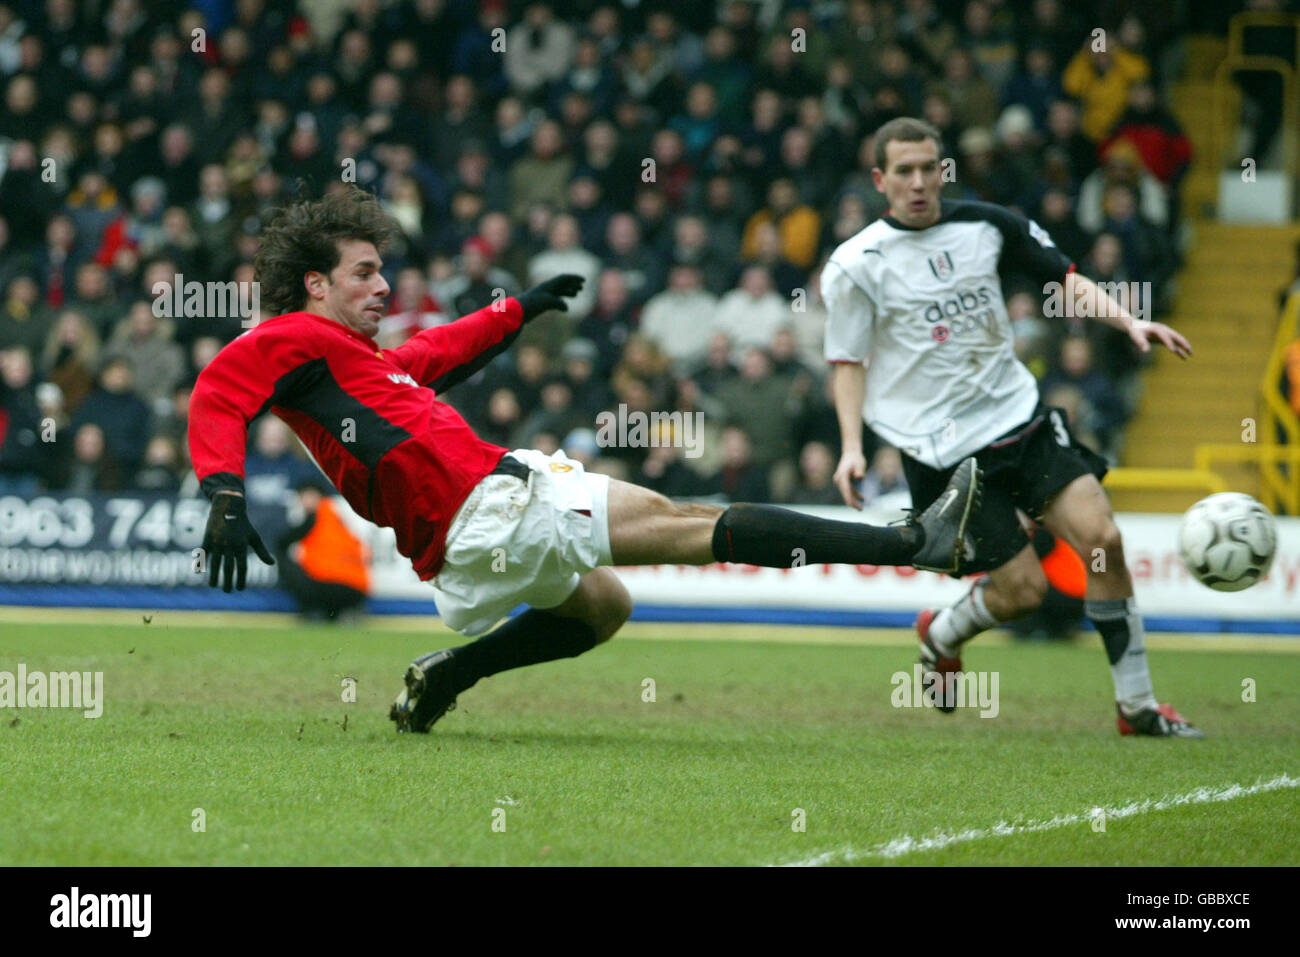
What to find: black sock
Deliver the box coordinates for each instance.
[450,608,599,692]
[710,503,922,567]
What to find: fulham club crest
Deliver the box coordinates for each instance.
[928,251,955,280]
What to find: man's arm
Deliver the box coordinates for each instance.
[820,260,875,509]
[986,202,1193,360]
[387,275,586,393]
[189,327,318,590]
[387,298,526,391]
[831,362,868,509]
[1064,270,1192,358]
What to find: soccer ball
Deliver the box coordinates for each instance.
[1178,493,1276,592]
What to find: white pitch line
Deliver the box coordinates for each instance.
[777,773,1300,867]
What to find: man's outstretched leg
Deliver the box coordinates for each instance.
[1042,475,1202,738]
[391,567,631,733]
[607,457,982,574]
[393,457,981,732]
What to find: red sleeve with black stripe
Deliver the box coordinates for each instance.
[386,298,525,391]
[188,320,320,499]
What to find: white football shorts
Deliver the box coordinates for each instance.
[431,448,613,636]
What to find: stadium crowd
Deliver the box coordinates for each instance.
[0,0,1209,508]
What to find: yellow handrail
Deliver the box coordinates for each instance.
[1106,468,1228,494]
[1227,11,1300,67]
[1255,291,1300,513]
[1211,56,1296,187]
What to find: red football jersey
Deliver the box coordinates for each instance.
[189,300,525,579]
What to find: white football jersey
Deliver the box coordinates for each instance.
[822,200,1074,470]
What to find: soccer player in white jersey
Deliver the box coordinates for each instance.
[822,117,1202,737]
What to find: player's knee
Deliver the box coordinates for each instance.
[1081,521,1124,569]
[593,574,633,643]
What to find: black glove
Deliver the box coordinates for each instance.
[517,274,585,322]
[202,491,275,593]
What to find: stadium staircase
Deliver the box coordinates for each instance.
[1107,32,1300,514]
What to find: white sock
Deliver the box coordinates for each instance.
[929,579,997,656]
[1086,597,1158,714]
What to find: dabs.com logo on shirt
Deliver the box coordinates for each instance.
[922,285,998,343]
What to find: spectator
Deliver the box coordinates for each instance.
[789,440,843,506]
[1043,99,1098,188]
[741,178,821,270]
[640,264,719,374]
[963,0,1019,93]
[859,445,910,509]
[698,425,770,503]
[0,347,55,493]
[67,262,119,337]
[377,266,446,349]
[1062,36,1151,142]
[716,347,795,470]
[621,35,681,118]
[243,415,321,507]
[1041,337,1128,457]
[611,335,675,413]
[101,300,185,410]
[504,3,576,101]
[59,422,126,493]
[132,435,182,492]
[40,308,99,413]
[526,214,600,321]
[576,119,638,211]
[276,479,370,623]
[565,174,611,255]
[551,35,618,117]
[71,356,151,472]
[934,47,999,131]
[570,271,634,376]
[508,120,574,221]
[636,439,706,498]
[668,214,732,296]
[1035,188,1094,264]
[691,26,753,126]
[714,266,793,362]
[1004,44,1064,130]
[477,210,531,288]
[1077,139,1170,234]
[1096,183,1176,311]
[191,164,238,279]
[0,276,51,354]
[603,213,666,305]
[559,337,613,423]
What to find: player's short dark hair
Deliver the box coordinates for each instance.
[254,184,396,316]
[873,117,944,171]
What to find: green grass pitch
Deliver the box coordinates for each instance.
[2,615,1297,866]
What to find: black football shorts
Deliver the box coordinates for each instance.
[900,403,1110,576]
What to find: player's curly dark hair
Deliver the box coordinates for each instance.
[253,184,397,316]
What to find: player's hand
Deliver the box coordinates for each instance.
[1128,319,1192,359]
[517,274,585,321]
[834,450,868,510]
[201,491,275,593]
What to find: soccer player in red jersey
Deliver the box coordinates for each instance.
[190,186,983,733]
